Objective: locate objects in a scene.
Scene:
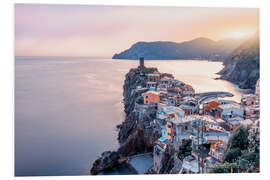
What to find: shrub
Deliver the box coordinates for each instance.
[224,148,242,163]
[209,165,230,173]
[178,139,192,160]
[229,126,249,150]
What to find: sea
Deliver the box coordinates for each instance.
[15,57,246,176]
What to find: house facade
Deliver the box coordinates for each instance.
[143,91,160,105]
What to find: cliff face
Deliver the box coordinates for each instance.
[118,66,160,154]
[112,37,245,61]
[219,32,260,91]
[91,66,161,174]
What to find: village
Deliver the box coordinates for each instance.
[132,58,260,174]
[90,57,260,175]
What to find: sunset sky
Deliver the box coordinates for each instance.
[15,4,259,57]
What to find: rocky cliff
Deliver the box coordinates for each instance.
[117,65,163,156]
[90,65,161,174]
[218,32,260,91]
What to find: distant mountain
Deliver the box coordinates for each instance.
[218,32,260,91]
[112,37,246,61]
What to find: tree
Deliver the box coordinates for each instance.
[212,125,260,173]
[209,165,229,173]
[229,126,249,151]
[224,148,242,163]
[242,152,259,167]
[178,139,192,160]
[237,159,249,172]
[223,126,249,163]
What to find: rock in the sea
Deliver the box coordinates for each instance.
[90,151,120,175]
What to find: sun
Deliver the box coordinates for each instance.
[225,29,255,39]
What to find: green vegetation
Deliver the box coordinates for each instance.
[227,126,249,150]
[178,139,192,160]
[136,96,144,104]
[209,165,230,173]
[224,147,242,163]
[210,126,260,173]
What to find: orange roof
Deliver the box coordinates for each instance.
[204,101,220,112]
[209,101,220,107]
[205,106,211,112]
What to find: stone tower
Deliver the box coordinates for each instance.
[139,57,144,69]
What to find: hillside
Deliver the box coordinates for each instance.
[218,32,260,91]
[112,37,245,61]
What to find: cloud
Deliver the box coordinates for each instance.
[15,4,259,57]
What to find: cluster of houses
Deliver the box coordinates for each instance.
[135,60,260,174]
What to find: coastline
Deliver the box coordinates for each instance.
[90,59,250,175]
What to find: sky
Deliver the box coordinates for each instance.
[15,4,259,57]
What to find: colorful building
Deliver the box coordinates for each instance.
[143,91,160,105]
[146,73,160,83]
[203,100,220,116]
[215,103,244,120]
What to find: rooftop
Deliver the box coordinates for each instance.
[215,118,226,123]
[179,104,194,109]
[146,82,157,84]
[168,115,197,124]
[227,116,244,122]
[161,106,184,113]
[242,94,257,99]
[181,156,199,173]
[218,103,241,109]
[192,115,217,124]
[182,96,197,102]
[147,73,160,77]
[240,119,254,126]
[217,99,238,104]
[143,90,159,96]
[160,77,173,81]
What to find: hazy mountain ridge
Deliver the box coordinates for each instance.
[112,37,246,61]
[218,32,260,91]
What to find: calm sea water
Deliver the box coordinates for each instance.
[15,57,244,176]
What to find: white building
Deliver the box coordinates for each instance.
[216,103,244,120]
[156,106,185,120]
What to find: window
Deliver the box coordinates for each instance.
[168,133,171,136]
[146,96,148,99]
[168,124,172,128]
[146,100,148,104]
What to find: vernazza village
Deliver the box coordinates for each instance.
[91,56,260,175]
[14,3,260,177]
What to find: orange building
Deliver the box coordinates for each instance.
[204,101,220,113]
[143,91,160,105]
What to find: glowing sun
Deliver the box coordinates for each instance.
[225,29,255,39]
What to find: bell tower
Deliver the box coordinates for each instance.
[139,57,144,69]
